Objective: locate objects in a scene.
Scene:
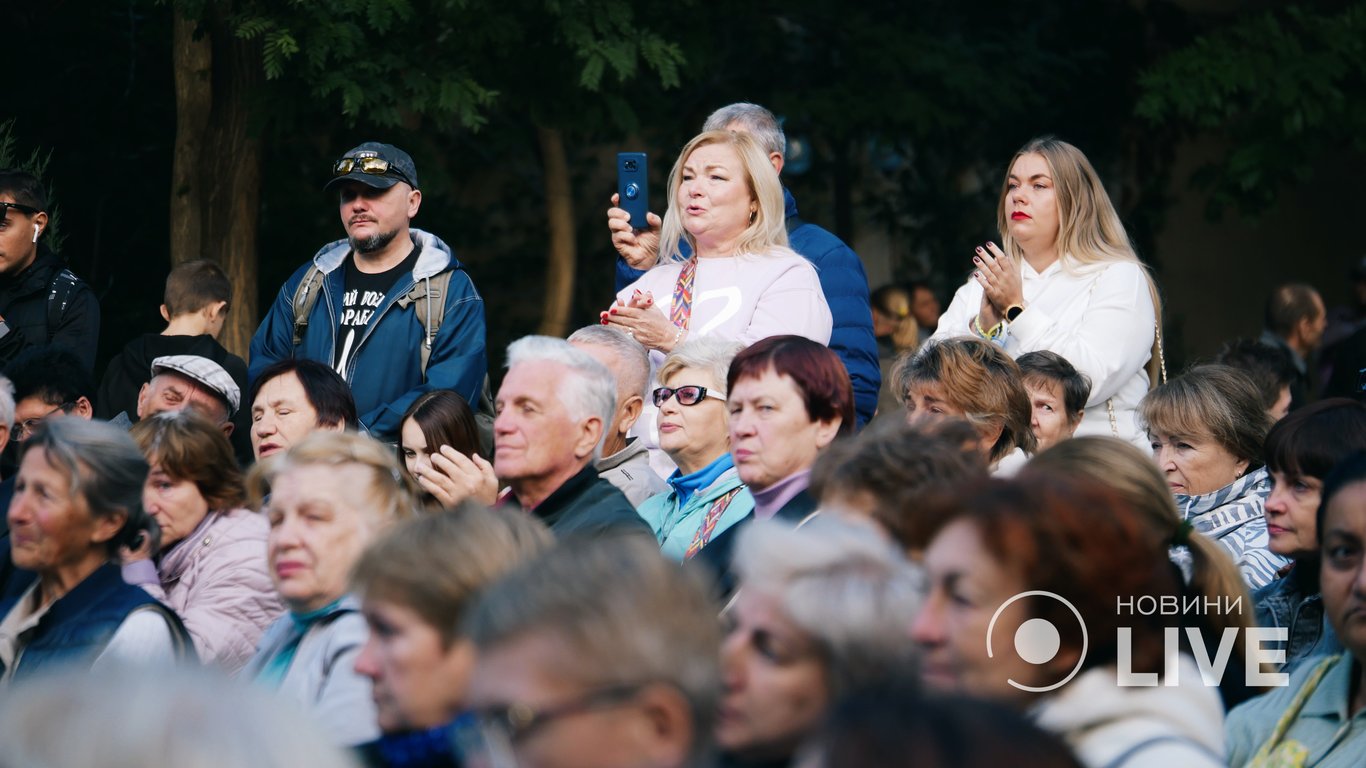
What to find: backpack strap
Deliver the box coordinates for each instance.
[128,602,200,665]
[45,268,80,340]
[391,268,495,452]
[394,270,455,379]
[290,265,326,350]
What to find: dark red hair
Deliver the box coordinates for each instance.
[727,335,854,437]
[938,475,1181,675]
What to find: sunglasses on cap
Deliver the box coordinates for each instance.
[652,385,726,407]
[331,155,414,187]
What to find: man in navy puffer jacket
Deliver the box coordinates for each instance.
[609,103,879,427]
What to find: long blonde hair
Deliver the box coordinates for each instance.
[658,130,790,264]
[998,137,1166,386]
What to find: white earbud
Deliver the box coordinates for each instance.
[31,224,39,243]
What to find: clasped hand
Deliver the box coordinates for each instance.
[601,290,682,352]
[973,241,1024,327]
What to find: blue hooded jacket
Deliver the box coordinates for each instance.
[249,229,486,441]
[615,189,879,427]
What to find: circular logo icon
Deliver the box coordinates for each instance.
[986,590,1089,693]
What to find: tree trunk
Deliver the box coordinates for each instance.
[170,11,210,271]
[537,125,576,337]
[169,6,262,358]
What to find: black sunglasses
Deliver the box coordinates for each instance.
[332,155,413,187]
[653,385,725,407]
[0,201,41,218]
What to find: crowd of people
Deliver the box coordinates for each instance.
[0,102,1362,768]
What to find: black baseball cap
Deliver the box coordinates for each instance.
[324,142,420,192]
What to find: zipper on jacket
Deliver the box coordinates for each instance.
[342,274,419,384]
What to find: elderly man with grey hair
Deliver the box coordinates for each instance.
[462,533,720,768]
[568,325,668,505]
[494,335,649,536]
[607,101,881,430]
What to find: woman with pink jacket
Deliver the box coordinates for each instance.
[122,411,283,674]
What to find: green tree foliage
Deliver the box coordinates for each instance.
[1137,2,1366,216]
[209,0,685,129]
[0,120,63,251]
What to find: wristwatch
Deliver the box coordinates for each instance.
[1005,304,1025,323]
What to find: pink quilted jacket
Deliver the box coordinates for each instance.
[126,508,285,675]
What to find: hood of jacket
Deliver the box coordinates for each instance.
[309,228,456,281]
[1031,656,1225,766]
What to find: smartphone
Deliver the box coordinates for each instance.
[617,152,649,229]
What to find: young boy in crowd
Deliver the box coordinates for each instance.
[1017,350,1091,453]
[96,260,250,457]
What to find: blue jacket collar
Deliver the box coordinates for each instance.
[783,187,799,219]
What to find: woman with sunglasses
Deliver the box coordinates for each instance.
[637,337,753,561]
[0,171,101,372]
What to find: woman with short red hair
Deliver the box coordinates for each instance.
[694,335,853,589]
[911,474,1226,767]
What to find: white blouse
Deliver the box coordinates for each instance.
[932,258,1156,448]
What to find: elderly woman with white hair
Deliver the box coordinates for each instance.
[719,515,923,768]
[638,337,752,561]
[244,431,419,746]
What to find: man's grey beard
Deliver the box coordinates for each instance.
[351,228,399,254]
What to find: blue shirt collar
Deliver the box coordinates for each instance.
[668,453,735,506]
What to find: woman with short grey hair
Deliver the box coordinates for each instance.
[718,516,922,766]
[637,337,753,561]
[1139,364,1283,588]
[0,418,192,685]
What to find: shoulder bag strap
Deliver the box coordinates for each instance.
[290,265,325,349]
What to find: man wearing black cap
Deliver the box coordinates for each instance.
[249,142,486,441]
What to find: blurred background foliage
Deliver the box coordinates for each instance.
[3,0,1362,373]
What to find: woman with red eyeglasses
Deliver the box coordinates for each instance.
[637,336,753,562]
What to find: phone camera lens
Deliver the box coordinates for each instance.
[624,160,638,171]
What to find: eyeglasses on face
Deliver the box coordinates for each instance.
[652,385,726,408]
[332,156,414,187]
[13,402,76,442]
[458,684,644,750]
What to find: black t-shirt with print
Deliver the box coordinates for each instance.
[334,238,421,374]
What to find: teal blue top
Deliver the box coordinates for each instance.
[255,598,344,689]
[1226,654,1366,767]
[637,454,754,561]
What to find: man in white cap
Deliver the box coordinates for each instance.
[135,354,241,437]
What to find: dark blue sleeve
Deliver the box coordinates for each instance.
[615,256,648,292]
[791,227,881,429]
